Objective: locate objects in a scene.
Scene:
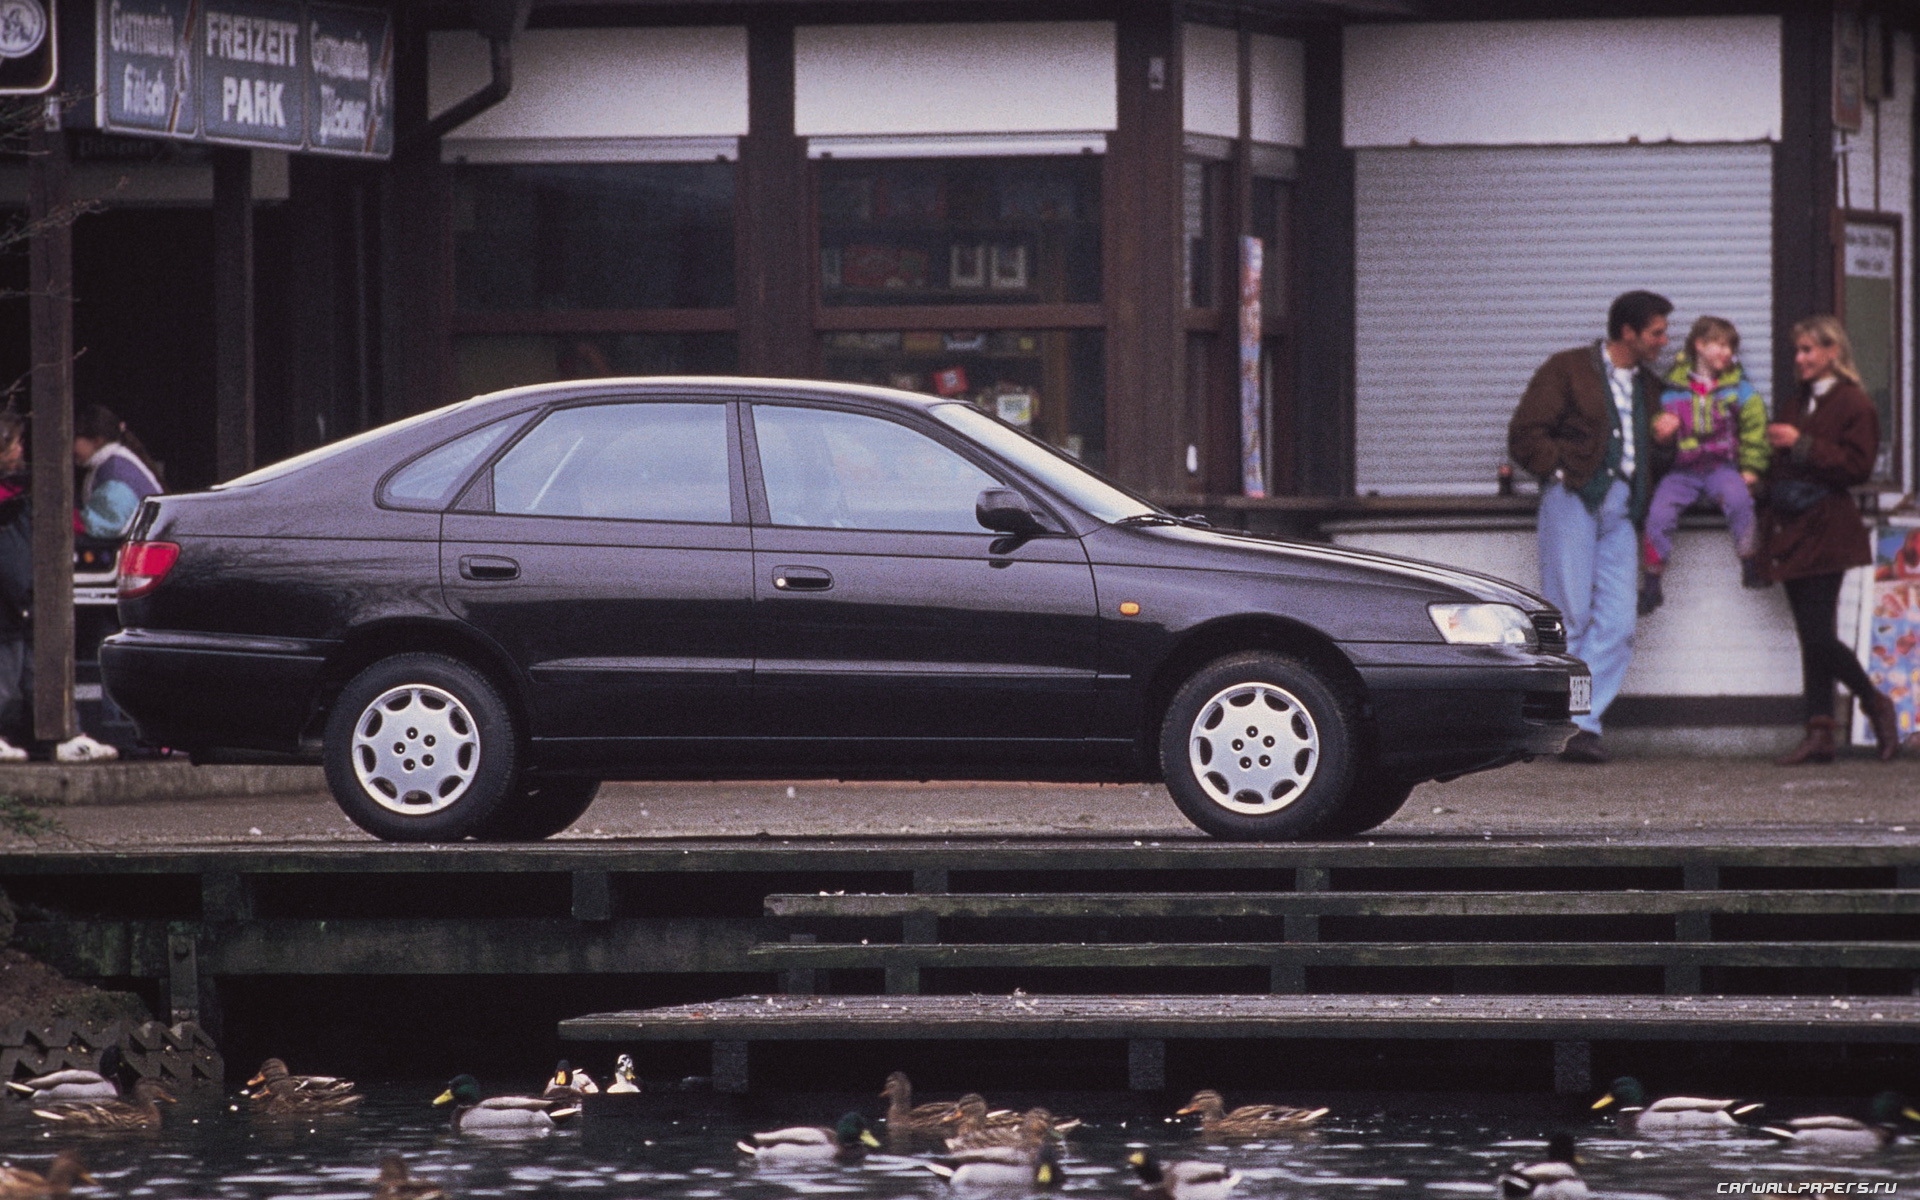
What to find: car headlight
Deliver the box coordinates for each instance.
[1428,603,1536,647]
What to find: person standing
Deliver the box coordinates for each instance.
[1508,291,1677,763]
[1764,315,1901,764]
[73,405,163,540]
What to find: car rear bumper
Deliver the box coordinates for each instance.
[100,629,330,753]
[1352,647,1586,782]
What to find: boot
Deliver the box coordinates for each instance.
[1776,716,1837,766]
[1740,556,1770,589]
[1637,572,1665,616]
[1862,690,1902,762]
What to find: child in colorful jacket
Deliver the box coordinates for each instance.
[1638,315,1769,614]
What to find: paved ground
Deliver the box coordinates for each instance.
[1,752,1915,848]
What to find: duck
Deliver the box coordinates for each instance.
[32,1078,175,1131]
[1177,1090,1328,1139]
[372,1155,449,1200]
[1498,1133,1589,1200]
[7,1047,125,1104]
[604,1055,640,1095]
[946,1108,1057,1153]
[1591,1077,1763,1133]
[0,1151,95,1198]
[1760,1092,1920,1152]
[246,1058,357,1102]
[882,1071,967,1137]
[926,1139,1061,1189]
[433,1075,577,1134]
[541,1061,599,1104]
[736,1112,881,1163]
[1129,1148,1241,1200]
[248,1063,365,1118]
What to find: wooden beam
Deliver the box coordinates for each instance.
[1291,26,1354,498]
[213,149,255,481]
[26,110,74,744]
[736,18,813,377]
[1775,3,1838,398]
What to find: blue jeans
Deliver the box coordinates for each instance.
[1538,479,1637,735]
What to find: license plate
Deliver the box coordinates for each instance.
[1568,673,1593,716]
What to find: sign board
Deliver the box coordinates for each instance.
[97,0,390,158]
[0,0,57,95]
[1840,216,1902,483]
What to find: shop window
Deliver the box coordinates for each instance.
[453,333,738,399]
[452,163,735,311]
[816,329,1106,470]
[816,157,1101,306]
[1184,159,1224,309]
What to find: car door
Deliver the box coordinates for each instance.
[745,400,1099,748]
[441,399,753,752]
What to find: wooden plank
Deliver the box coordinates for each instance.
[765,889,1920,919]
[560,993,1920,1043]
[26,115,75,744]
[748,941,1920,970]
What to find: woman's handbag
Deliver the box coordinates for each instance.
[1768,479,1829,518]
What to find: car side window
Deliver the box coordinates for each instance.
[492,402,732,523]
[752,405,1004,533]
[382,418,519,510]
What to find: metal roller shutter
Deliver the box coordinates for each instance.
[1354,143,1774,496]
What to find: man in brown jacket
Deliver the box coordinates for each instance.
[1509,290,1677,763]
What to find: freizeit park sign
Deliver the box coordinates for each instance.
[99,0,392,158]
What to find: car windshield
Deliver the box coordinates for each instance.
[930,403,1160,525]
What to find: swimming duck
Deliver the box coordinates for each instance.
[882,1071,967,1137]
[32,1078,175,1131]
[1129,1148,1241,1200]
[927,1139,1061,1189]
[1177,1090,1328,1139]
[371,1155,449,1200]
[7,1047,125,1104]
[249,1063,365,1118]
[1498,1133,1589,1200]
[605,1055,640,1095]
[0,1151,95,1198]
[541,1061,599,1104]
[736,1112,880,1163]
[1591,1077,1763,1133]
[246,1058,357,1102]
[946,1108,1057,1153]
[433,1075,577,1134]
[1760,1092,1920,1152]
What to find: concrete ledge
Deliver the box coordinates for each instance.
[0,763,326,806]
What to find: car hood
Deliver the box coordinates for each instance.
[1090,522,1551,609]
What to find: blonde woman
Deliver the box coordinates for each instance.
[1763,315,1899,763]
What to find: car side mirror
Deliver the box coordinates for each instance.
[976,487,1046,537]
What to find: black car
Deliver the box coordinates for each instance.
[102,377,1586,842]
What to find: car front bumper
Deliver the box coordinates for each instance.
[1349,643,1587,782]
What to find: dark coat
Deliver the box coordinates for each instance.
[1508,343,1670,523]
[1762,377,1878,582]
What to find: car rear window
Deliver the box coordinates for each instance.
[381,419,521,510]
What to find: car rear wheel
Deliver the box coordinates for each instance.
[1160,651,1358,841]
[323,653,519,842]
[470,777,601,842]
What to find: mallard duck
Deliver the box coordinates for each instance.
[946,1107,1058,1153]
[1592,1077,1762,1133]
[433,1075,577,1134]
[882,1071,967,1136]
[1177,1090,1328,1139]
[246,1058,356,1102]
[1129,1148,1241,1200]
[249,1064,364,1118]
[32,1078,175,1131]
[372,1155,449,1200]
[8,1047,125,1103]
[736,1112,880,1163]
[1760,1092,1920,1152]
[0,1151,95,1198]
[926,1140,1061,1189]
[605,1055,640,1095]
[985,1105,1080,1137]
[1498,1133,1588,1200]
[541,1061,599,1105]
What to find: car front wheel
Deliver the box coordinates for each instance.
[323,653,520,842]
[471,777,601,842]
[1159,651,1358,841]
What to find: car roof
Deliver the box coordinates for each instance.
[467,375,949,417]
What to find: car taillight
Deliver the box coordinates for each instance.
[118,541,180,598]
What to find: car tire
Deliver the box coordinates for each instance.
[1160,651,1358,841]
[470,777,601,842]
[1307,765,1416,838]
[323,653,519,842]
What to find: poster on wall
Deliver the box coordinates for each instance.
[0,0,58,95]
[1859,524,1920,750]
[1240,235,1265,499]
[1839,216,1902,482]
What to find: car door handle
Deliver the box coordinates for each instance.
[460,555,520,581]
[771,565,833,592]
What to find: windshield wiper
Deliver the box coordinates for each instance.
[1114,512,1212,528]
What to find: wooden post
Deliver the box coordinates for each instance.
[26,107,74,744]
[167,924,200,1025]
[736,20,812,377]
[1292,28,1355,498]
[571,871,611,921]
[213,149,255,481]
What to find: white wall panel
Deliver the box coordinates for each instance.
[1354,143,1773,497]
[429,27,748,140]
[796,23,1115,136]
[1184,23,1238,139]
[1345,17,1781,147]
[1249,34,1305,148]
